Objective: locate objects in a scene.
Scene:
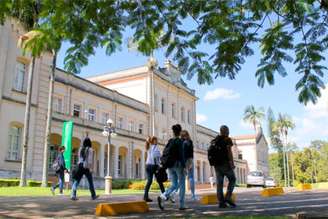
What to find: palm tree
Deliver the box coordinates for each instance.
[274,113,295,187]
[17,26,61,187]
[243,105,265,132]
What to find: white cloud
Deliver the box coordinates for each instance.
[290,84,328,148]
[204,88,240,101]
[196,114,208,123]
[239,119,253,130]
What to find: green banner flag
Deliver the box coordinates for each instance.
[62,121,74,171]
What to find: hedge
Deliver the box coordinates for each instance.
[129,180,171,190]
[0,179,20,187]
[0,179,51,187]
[112,179,144,189]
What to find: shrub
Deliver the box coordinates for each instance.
[0,179,19,187]
[27,180,52,187]
[112,179,144,189]
[129,180,171,190]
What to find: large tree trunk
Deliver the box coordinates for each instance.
[41,51,57,187]
[19,57,36,187]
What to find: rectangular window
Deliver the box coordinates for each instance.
[88,108,96,121]
[154,94,158,112]
[53,97,63,113]
[128,121,134,132]
[172,103,176,119]
[138,124,144,134]
[181,107,185,122]
[118,155,122,176]
[7,126,22,161]
[101,112,109,124]
[187,110,191,124]
[118,117,123,129]
[161,98,165,114]
[73,104,81,117]
[13,62,26,92]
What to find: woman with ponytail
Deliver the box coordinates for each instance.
[143,136,164,202]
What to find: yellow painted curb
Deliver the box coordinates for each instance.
[261,187,284,197]
[200,193,237,205]
[95,201,149,216]
[297,183,312,191]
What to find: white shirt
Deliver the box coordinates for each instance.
[146,144,161,165]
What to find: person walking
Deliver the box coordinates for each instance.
[51,146,67,195]
[71,137,98,201]
[158,124,187,210]
[181,130,197,201]
[208,125,236,208]
[144,136,165,202]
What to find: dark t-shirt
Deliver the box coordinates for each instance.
[213,135,233,165]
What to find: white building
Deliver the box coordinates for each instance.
[0,19,263,187]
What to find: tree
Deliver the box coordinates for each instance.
[243,105,265,131]
[2,1,327,105]
[274,113,295,187]
[269,153,284,185]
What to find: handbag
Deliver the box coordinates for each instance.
[155,166,168,183]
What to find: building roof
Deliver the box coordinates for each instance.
[232,134,257,140]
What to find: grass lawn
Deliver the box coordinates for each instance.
[0,186,144,197]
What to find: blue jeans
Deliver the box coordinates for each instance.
[164,164,186,208]
[215,164,236,204]
[188,163,195,198]
[71,164,96,199]
[53,171,64,194]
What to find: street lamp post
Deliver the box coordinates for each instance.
[102,118,115,195]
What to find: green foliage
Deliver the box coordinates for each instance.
[2,0,328,104]
[269,153,284,184]
[112,179,144,189]
[0,179,20,187]
[128,180,171,190]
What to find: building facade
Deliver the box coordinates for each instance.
[0,19,257,187]
[233,128,269,176]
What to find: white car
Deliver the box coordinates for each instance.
[264,177,276,187]
[246,171,265,187]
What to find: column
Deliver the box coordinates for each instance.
[127,142,133,179]
[99,144,105,177]
[200,161,204,184]
[141,149,145,179]
[113,146,119,178]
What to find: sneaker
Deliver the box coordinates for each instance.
[157,196,164,210]
[92,195,99,200]
[179,207,188,211]
[219,203,228,208]
[71,197,78,201]
[50,187,55,196]
[58,193,65,196]
[144,198,153,202]
[191,196,198,201]
[169,194,175,203]
[225,199,237,208]
[160,193,168,201]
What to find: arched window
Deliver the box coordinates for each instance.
[154,94,158,112]
[171,103,176,119]
[7,124,23,161]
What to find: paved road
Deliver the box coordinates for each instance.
[0,188,328,218]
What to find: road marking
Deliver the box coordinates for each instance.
[238,197,328,206]
[202,203,328,214]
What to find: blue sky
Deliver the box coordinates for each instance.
[56,34,328,150]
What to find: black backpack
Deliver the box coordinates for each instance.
[161,138,181,169]
[155,167,168,183]
[208,136,228,166]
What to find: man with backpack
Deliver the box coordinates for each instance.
[51,146,67,195]
[157,124,187,210]
[208,125,237,208]
[70,136,98,201]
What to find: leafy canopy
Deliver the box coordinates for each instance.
[1,0,328,104]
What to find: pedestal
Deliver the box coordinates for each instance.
[105,176,112,195]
